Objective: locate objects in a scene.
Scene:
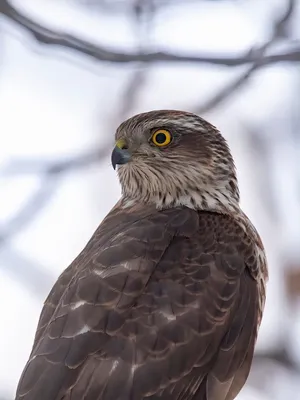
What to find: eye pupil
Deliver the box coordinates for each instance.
[151,129,171,147]
[155,133,167,144]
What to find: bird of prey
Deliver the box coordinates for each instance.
[15,110,268,400]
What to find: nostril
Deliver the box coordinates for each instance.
[122,145,129,150]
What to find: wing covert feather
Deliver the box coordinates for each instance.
[15,207,262,400]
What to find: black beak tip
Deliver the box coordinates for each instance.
[111,156,117,170]
[111,146,130,170]
[111,147,119,170]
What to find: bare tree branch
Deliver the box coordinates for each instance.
[0,178,59,246]
[0,145,112,249]
[196,64,258,114]
[195,0,297,113]
[0,0,297,250]
[0,246,55,298]
[0,0,299,67]
[0,146,113,300]
[118,67,148,121]
[0,0,297,251]
[118,0,153,121]
[1,145,111,176]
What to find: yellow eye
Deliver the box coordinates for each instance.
[151,129,172,147]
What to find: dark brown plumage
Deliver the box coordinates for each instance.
[15,110,268,400]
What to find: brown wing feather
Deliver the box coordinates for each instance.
[15,207,263,400]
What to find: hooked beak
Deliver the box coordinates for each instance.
[111,141,131,170]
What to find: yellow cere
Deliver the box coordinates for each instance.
[116,139,127,149]
[151,129,172,147]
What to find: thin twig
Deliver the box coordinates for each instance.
[0,178,59,246]
[0,0,299,67]
[1,145,112,175]
[195,0,297,114]
[0,246,55,298]
[0,145,112,247]
[118,0,153,121]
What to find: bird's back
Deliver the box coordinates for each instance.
[15,207,264,400]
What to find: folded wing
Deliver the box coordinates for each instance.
[15,208,261,400]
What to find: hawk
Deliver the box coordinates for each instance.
[15,110,268,400]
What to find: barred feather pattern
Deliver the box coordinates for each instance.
[15,110,267,400]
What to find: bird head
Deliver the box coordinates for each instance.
[112,110,240,211]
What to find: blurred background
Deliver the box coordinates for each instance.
[0,0,300,399]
